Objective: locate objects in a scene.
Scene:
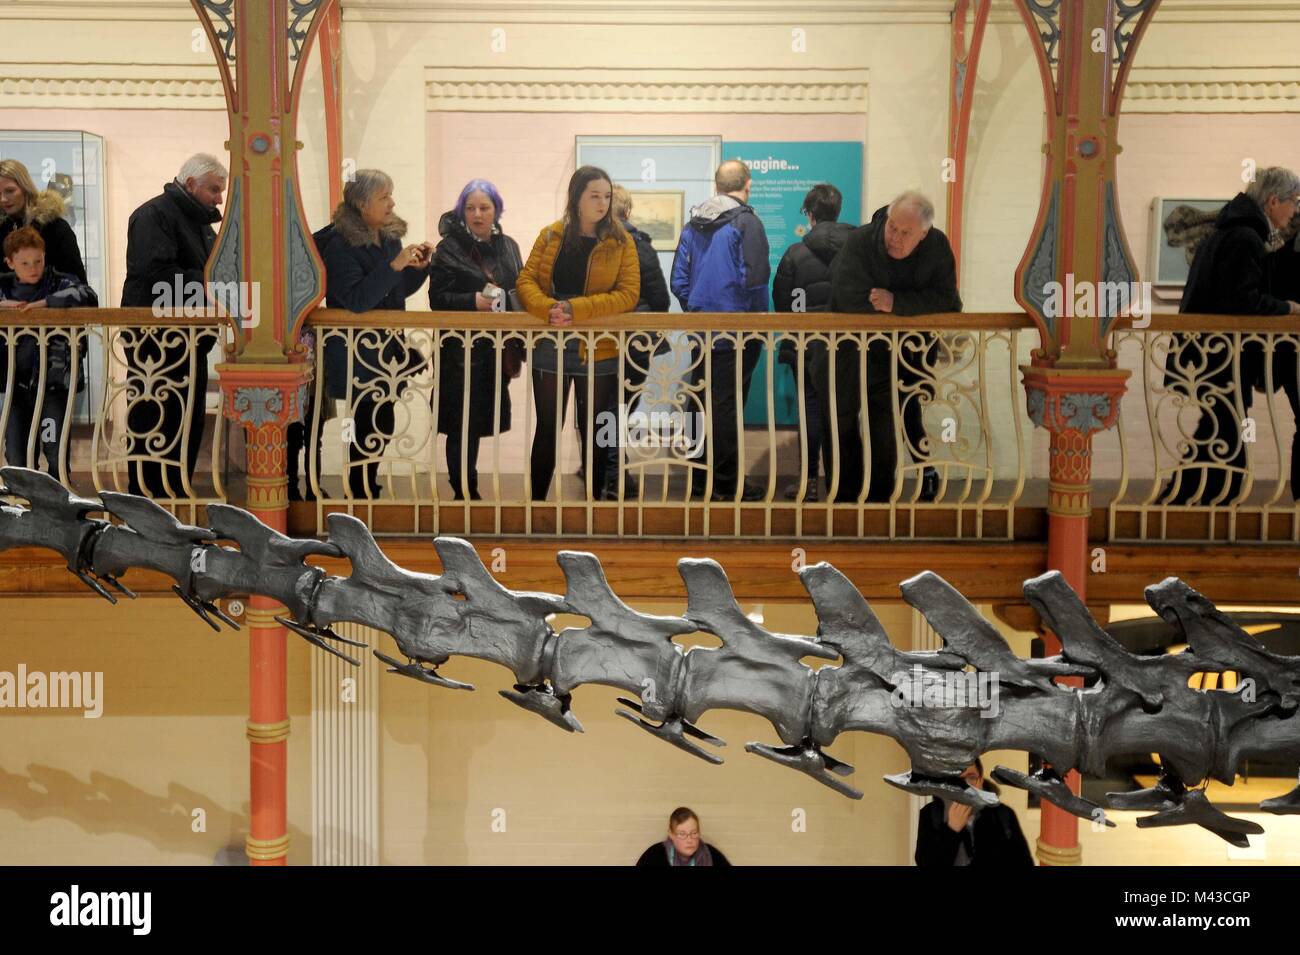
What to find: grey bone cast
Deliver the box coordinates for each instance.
[2,466,1298,845]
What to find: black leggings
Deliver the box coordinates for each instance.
[530,366,619,499]
[345,392,395,497]
[446,430,482,500]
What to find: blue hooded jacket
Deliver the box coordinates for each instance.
[670,195,770,326]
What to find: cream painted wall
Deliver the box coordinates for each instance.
[0,597,314,865]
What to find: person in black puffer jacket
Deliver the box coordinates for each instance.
[317,168,431,499]
[773,183,854,501]
[427,179,524,500]
[915,759,1034,867]
[1161,170,1300,505]
[1265,208,1300,502]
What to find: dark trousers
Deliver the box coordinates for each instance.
[782,339,830,481]
[445,430,482,500]
[1165,341,1300,504]
[4,385,70,478]
[531,365,619,499]
[345,391,395,497]
[125,333,214,498]
[691,340,762,496]
[822,340,931,502]
[285,380,319,500]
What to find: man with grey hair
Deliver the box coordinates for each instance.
[826,190,961,502]
[120,152,228,496]
[1162,166,1300,505]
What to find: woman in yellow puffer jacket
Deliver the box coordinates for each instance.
[516,165,640,501]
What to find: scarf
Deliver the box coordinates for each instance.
[663,838,713,866]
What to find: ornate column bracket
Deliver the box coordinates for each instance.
[1013,0,1163,363]
[194,0,333,362]
[1023,366,1128,518]
[1024,0,1063,71]
[218,364,312,513]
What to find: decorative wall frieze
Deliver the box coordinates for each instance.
[1125,66,1300,112]
[0,63,225,110]
[424,67,871,113]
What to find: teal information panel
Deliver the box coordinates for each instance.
[723,141,864,425]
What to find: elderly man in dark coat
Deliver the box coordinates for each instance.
[120,153,226,498]
[1162,167,1300,505]
[827,190,961,502]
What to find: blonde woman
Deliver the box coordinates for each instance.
[0,158,86,282]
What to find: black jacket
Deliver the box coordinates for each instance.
[0,189,87,284]
[319,205,428,401]
[1268,232,1300,304]
[915,794,1034,868]
[427,210,522,436]
[635,842,731,866]
[121,181,221,307]
[1180,192,1291,317]
[773,220,855,313]
[0,266,98,391]
[622,221,670,312]
[829,204,962,316]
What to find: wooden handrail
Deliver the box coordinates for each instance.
[302,309,1037,331]
[2,308,1299,334]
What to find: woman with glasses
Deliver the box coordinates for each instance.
[635,806,731,866]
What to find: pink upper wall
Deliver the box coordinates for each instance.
[1117,113,1300,285]
[0,109,229,306]
[424,111,868,251]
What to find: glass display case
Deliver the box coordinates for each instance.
[0,130,108,421]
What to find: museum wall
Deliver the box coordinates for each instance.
[0,596,315,865]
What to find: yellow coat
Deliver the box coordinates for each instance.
[515,219,640,362]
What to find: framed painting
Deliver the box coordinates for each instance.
[627,189,686,251]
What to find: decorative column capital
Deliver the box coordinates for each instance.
[217,363,313,513]
[1023,365,1128,518]
[1022,365,1128,437]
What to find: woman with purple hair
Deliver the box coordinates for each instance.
[428,179,524,500]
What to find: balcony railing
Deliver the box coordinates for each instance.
[1105,316,1300,543]
[2,308,1297,544]
[0,309,226,524]
[305,311,1033,539]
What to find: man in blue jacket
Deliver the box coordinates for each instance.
[671,159,770,501]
